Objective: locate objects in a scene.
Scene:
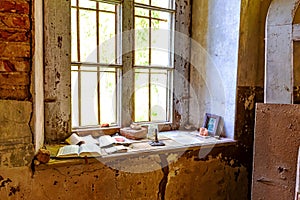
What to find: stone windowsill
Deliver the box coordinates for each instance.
[37,131,236,170]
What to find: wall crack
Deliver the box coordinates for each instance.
[158,154,169,200]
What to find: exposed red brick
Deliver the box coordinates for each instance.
[0,42,30,58]
[0,72,29,85]
[0,0,31,100]
[0,43,5,53]
[0,13,30,29]
[0,85,29,100]
[0,1,30,14]
[0,59,30,72]
[0,29,29,42]
[3,60,16,72]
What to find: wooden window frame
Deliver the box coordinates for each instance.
[43,0,191,142]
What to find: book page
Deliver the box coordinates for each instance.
[65,133,82,145]
[79,143,101,157]
[56,145,79,157]
[99,135,115,148]
[66,133,99,145]
[80,135,99,145]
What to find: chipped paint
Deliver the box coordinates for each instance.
[244,94,255,110]
[0,147,248,199]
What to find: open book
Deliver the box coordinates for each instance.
[56,143,101,158]
[65,133,99,145]
[99,135,115,147]
[66,133,132,147]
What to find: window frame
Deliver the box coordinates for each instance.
[42,0,192,142]
[133,1,175,124]
[71,0,176,129]
[70,0,122,128]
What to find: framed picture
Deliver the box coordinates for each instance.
[202,113,221,136]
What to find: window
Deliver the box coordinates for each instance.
[71,0,122,127]
[71,0,175,128]
[134,0,175,123]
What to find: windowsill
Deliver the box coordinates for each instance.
[71,122,173,137]
[38,131,236,170]
[72,126,121,137]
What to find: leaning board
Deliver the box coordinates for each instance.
[252,103,300,200]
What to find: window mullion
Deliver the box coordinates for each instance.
[96,3,101,125]
[114,5,118,124]
[76,0,82,126]
[121,0,135,127]
[148,6,152,121]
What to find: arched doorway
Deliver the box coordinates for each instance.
[265,0,300,103]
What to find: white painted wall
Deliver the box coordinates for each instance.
[190,0,241,139]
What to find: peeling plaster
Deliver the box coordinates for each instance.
[244,94,255,110]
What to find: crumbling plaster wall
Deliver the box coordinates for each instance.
[191,0,273,199]
[235,0,271,197]
[0,0,35,167]
[0,0,260,199]
[0,147,248,200]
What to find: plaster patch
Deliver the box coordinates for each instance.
[244,94,255,110]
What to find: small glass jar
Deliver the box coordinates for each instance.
[147,124,158,140]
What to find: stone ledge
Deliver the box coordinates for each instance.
[37,139,236,171]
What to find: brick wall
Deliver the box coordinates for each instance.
[0,0,31,100]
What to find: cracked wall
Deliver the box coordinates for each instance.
[0,0,35,167]
[0,147,248,200]
[0,0,272,199]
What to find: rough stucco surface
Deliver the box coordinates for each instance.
[0,147,248,200]
[0,100,34,167]
[44,0,71,142]
[252,103,300,200]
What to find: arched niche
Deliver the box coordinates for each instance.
[265,0,300,103]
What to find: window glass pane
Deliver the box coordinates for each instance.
[151,69,167,121]
[79,10,97,62]
[71,8,78,62]
[80,71,98,125]
[71,0,77,7]
[79,0,96,9]
[134,0,150,5]
[135,7,149,17]
[135,69,149,122]
[151,0,174,10]
[99,12,116,63]
[99,2,115,12]
[135,17,149,65]
[71,70,79,127]
[100,67,116,72]
[151,11,173,66]
[100,72,117,124]
[71,1,121,128]
[79,66,94,71]
[71,65,79,71]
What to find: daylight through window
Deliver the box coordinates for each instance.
[71,0,175,128]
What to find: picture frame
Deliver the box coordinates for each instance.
[202,113,221,136]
